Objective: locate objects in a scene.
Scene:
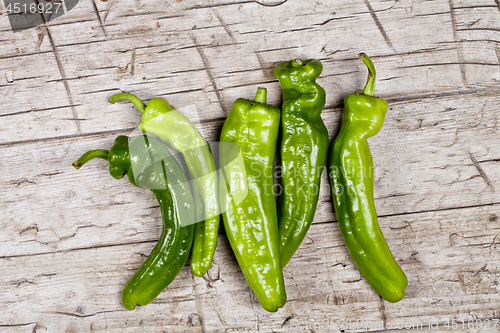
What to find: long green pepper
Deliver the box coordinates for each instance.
[109,93,219,277]
[274,59,329,267]
[328,54,408,302]
[219,87,286,312]
[72,135,195,309]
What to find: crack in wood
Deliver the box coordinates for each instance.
[37,17,97,28]
[191,275,207,333]
[254,46,299,53]
[4,199,499,260]
[275,26,316,34]
[9,278,35,287]
[448,0,467,86]
[255,52,274,78]
[35,30,46,52]
[386,87,500,103]
[149,294,197,304]
[47,38,113,49]
[178,41,246,51]
[255,0,287,6]
[485,233,499,248]
[156,14,186,20]
[214,10,236,42]
[379,296,388,330]
[457,27,500,32]
[119,10,164,18]
[316,201,500,227]
[0,126,136,148]
[334,46,453,63]
[478,158,500,163]
[90,0,108,36]
[191,35,226,114]
[169,68,206,74]
[0,239,158,260]
[469,153,493,189]
[321,70,360,78]
[317,15,356,26]
[102,0,115,24]
[0,1,499,328]
[0,50,53,60]
[130,49,136,75]
[39,22,82,133]
[187,1,254,10]
[0,322,36,328]
[412,11,451,17]
[219,79,277,90]
[453,4,498,9]
[398,61,499,69]
[46,310,124,318]
[0,104,82,117]
[369,316,500,332]
[496,44,500,65]
[188,0,289,9]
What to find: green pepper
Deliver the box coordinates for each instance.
[328,54,408,302]
[72,135,195,310]
[219,87,286,312]
[109,93,219,277]
[273,59,329,267]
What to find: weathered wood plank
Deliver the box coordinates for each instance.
[0,203,498,331]
[1,0,499,143]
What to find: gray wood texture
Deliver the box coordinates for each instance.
[1,0,499,331]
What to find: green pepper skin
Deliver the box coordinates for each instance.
[328,54,407,303]
[109,94,219,278]
[73,135,195,310]
[219,88,286,312]
[273,59,329,267]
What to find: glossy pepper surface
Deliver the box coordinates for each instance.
[328,54,408,302]
[274,59,329,267]
[219,87,286,312]
[109,93,219,277]
[72,135,195,310]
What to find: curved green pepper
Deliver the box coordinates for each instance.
[219,87,286,312]
[328,54,408,302]
[72,135,195,310]
[273,59,329,267]
[109,93,219,277]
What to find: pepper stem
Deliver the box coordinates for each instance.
[359,53,376,97]
[254,87,267,104]
[109,93,146,115]
[291,59,303,68]
[72,150,109,169]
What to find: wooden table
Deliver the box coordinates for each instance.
[1,0,499,331]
